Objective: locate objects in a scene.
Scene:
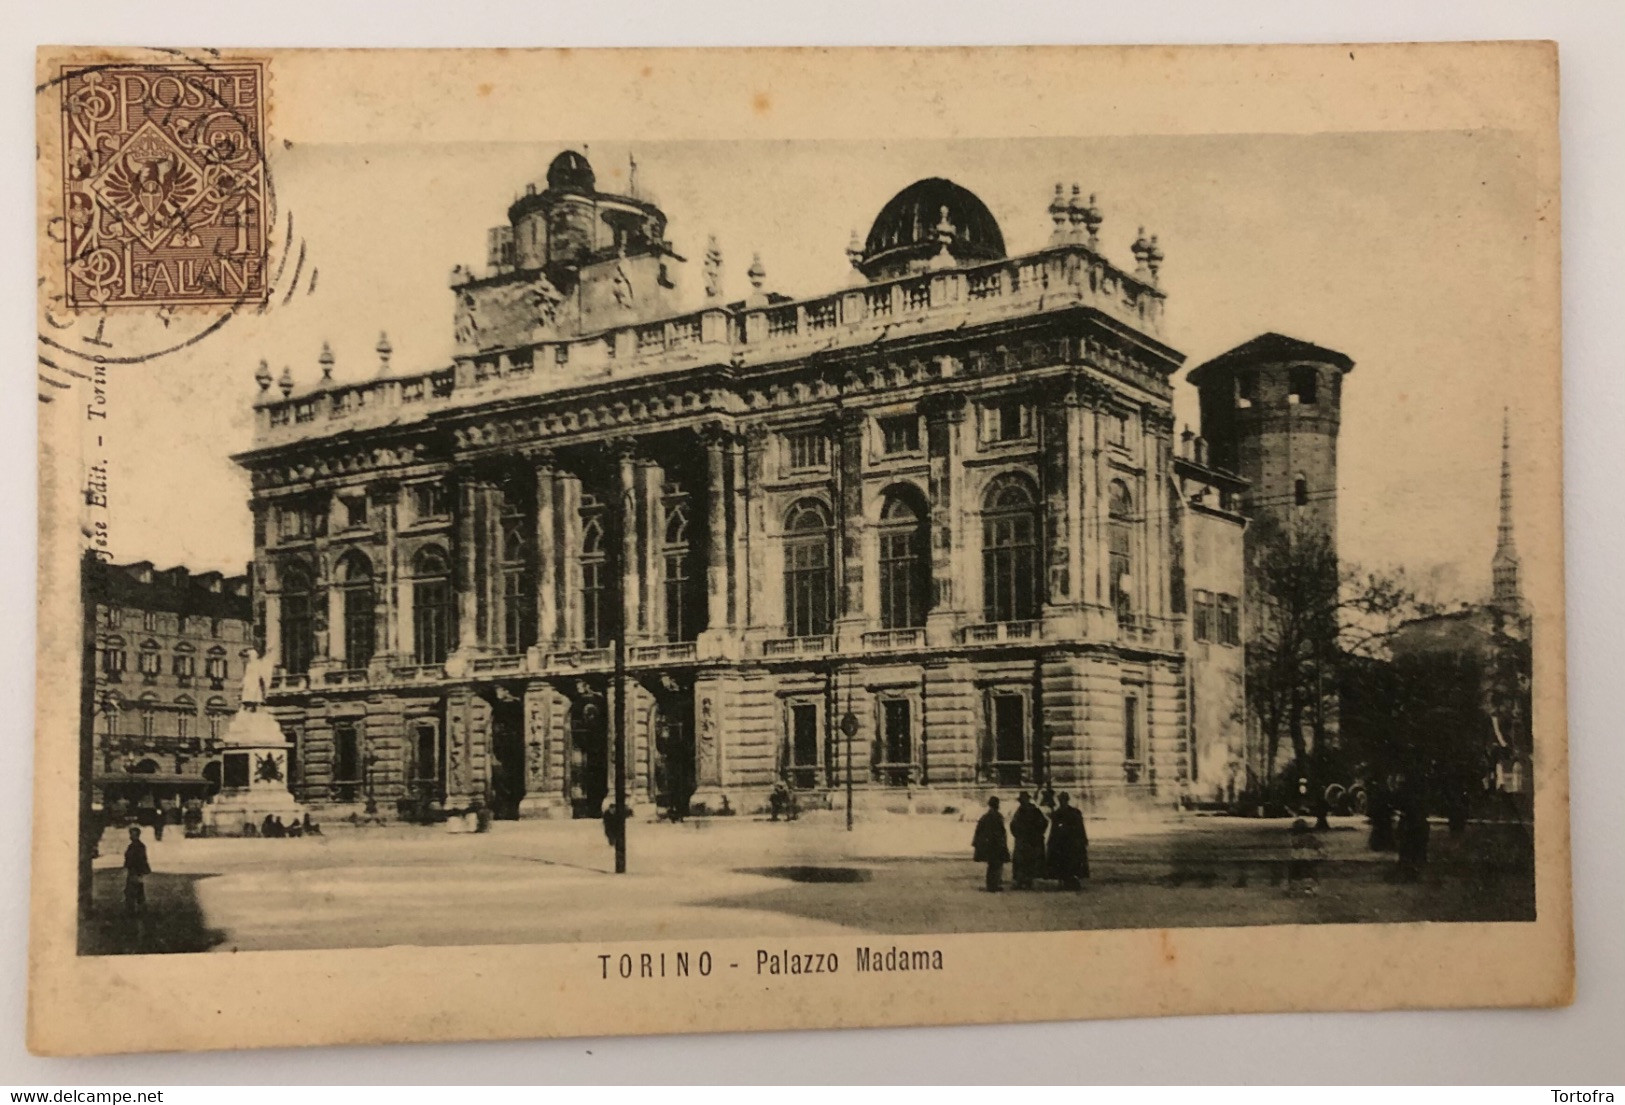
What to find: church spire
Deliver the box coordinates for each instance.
[1491,410,1522,615]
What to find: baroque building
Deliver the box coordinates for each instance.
[85,557,254,815]
[234,151,1315,819]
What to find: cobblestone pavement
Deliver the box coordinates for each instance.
[81,812,1535,954]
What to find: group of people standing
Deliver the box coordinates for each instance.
[972,791,1090,892]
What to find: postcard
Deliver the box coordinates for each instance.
[30,43,1569,1055]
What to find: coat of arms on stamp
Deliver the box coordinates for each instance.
[58,61,268,309]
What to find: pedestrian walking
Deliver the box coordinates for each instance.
[971,796,1010,893]
[1010,791,1048,890]
[1046,792,1089,889]
[122,825,150,918]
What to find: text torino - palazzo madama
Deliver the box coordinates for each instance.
[235,150,1350,821]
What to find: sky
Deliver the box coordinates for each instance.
[87,131,1542,609]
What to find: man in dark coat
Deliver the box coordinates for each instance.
[122,825,150,917]
[971,797,1010,892]
[1046,791,1089,889]
[1009,791,1048,890]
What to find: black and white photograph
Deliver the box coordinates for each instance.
[28,42,1572,1056]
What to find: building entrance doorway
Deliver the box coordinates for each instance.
[488,692,525,819]
[652,690,696,817]
[568,695,609,818]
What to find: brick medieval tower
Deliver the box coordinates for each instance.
[1187,333,1354,550]
[1187,333,1355,797]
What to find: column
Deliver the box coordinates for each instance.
[455,475,480,654]
[533,455,557,651]
[482,481,504,650]
[727,434,748,628]
[1041,386,1073,609]
[743,425,770,634]
[374,482,399,663]
[834,408,865,648]
[262,559,282,670]
[923,390,964,607]
[557,471,583,645]
[636,456,663,642]
[617,442,639,648]
[704,426,730,633]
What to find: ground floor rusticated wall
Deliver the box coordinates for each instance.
[267,646,1211,819]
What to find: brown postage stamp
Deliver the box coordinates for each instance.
[57,60,268,309]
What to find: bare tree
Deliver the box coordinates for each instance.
[1245,514,1416,824]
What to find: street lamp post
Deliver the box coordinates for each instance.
[840,673,858,833]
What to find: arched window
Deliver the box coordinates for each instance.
[783,499,834,638]
[981,474,1040,623]
[1294,474,1309,507]
[1109,480,1135,621]
[878,491,931,629]
[411,547,453,665]
[580,495,611,649]
[279,561,315,674]
[336,549,375,669]
[499,478,536,653]
[662,497,702,642]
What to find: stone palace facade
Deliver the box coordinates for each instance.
[234,150,1338,819]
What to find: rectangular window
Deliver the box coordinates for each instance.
[1218,593,1241,646]
[878,414,921,455]
[989,400,1031,443]
[411,721,441,785]
[1236,371,1257,409]
[875,699,913,786]
[787,703,820,791]
[1290,367,1318,405]
[1124,695,1140,763]
[987,692,1028,787]
[411,482,447,520]
[138,650,161,677]
[102,648,126,675]
[785,429,828,471]
[144,610,160,631]
[1193,589,1215,643]
[176,712,190,741]
[210,618,222,638]
[206,656,228,684]
[343,495,368,529]
[172,653,195,679]
[333,723,362,802]
[555,344,570,365]
[1109,411,1130,447]
[102,606,121,628]
[508,348,534,375]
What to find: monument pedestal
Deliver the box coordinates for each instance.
[205,706,306,833]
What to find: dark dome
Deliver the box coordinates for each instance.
[546,150,596,194]
[862,178,1006,276]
